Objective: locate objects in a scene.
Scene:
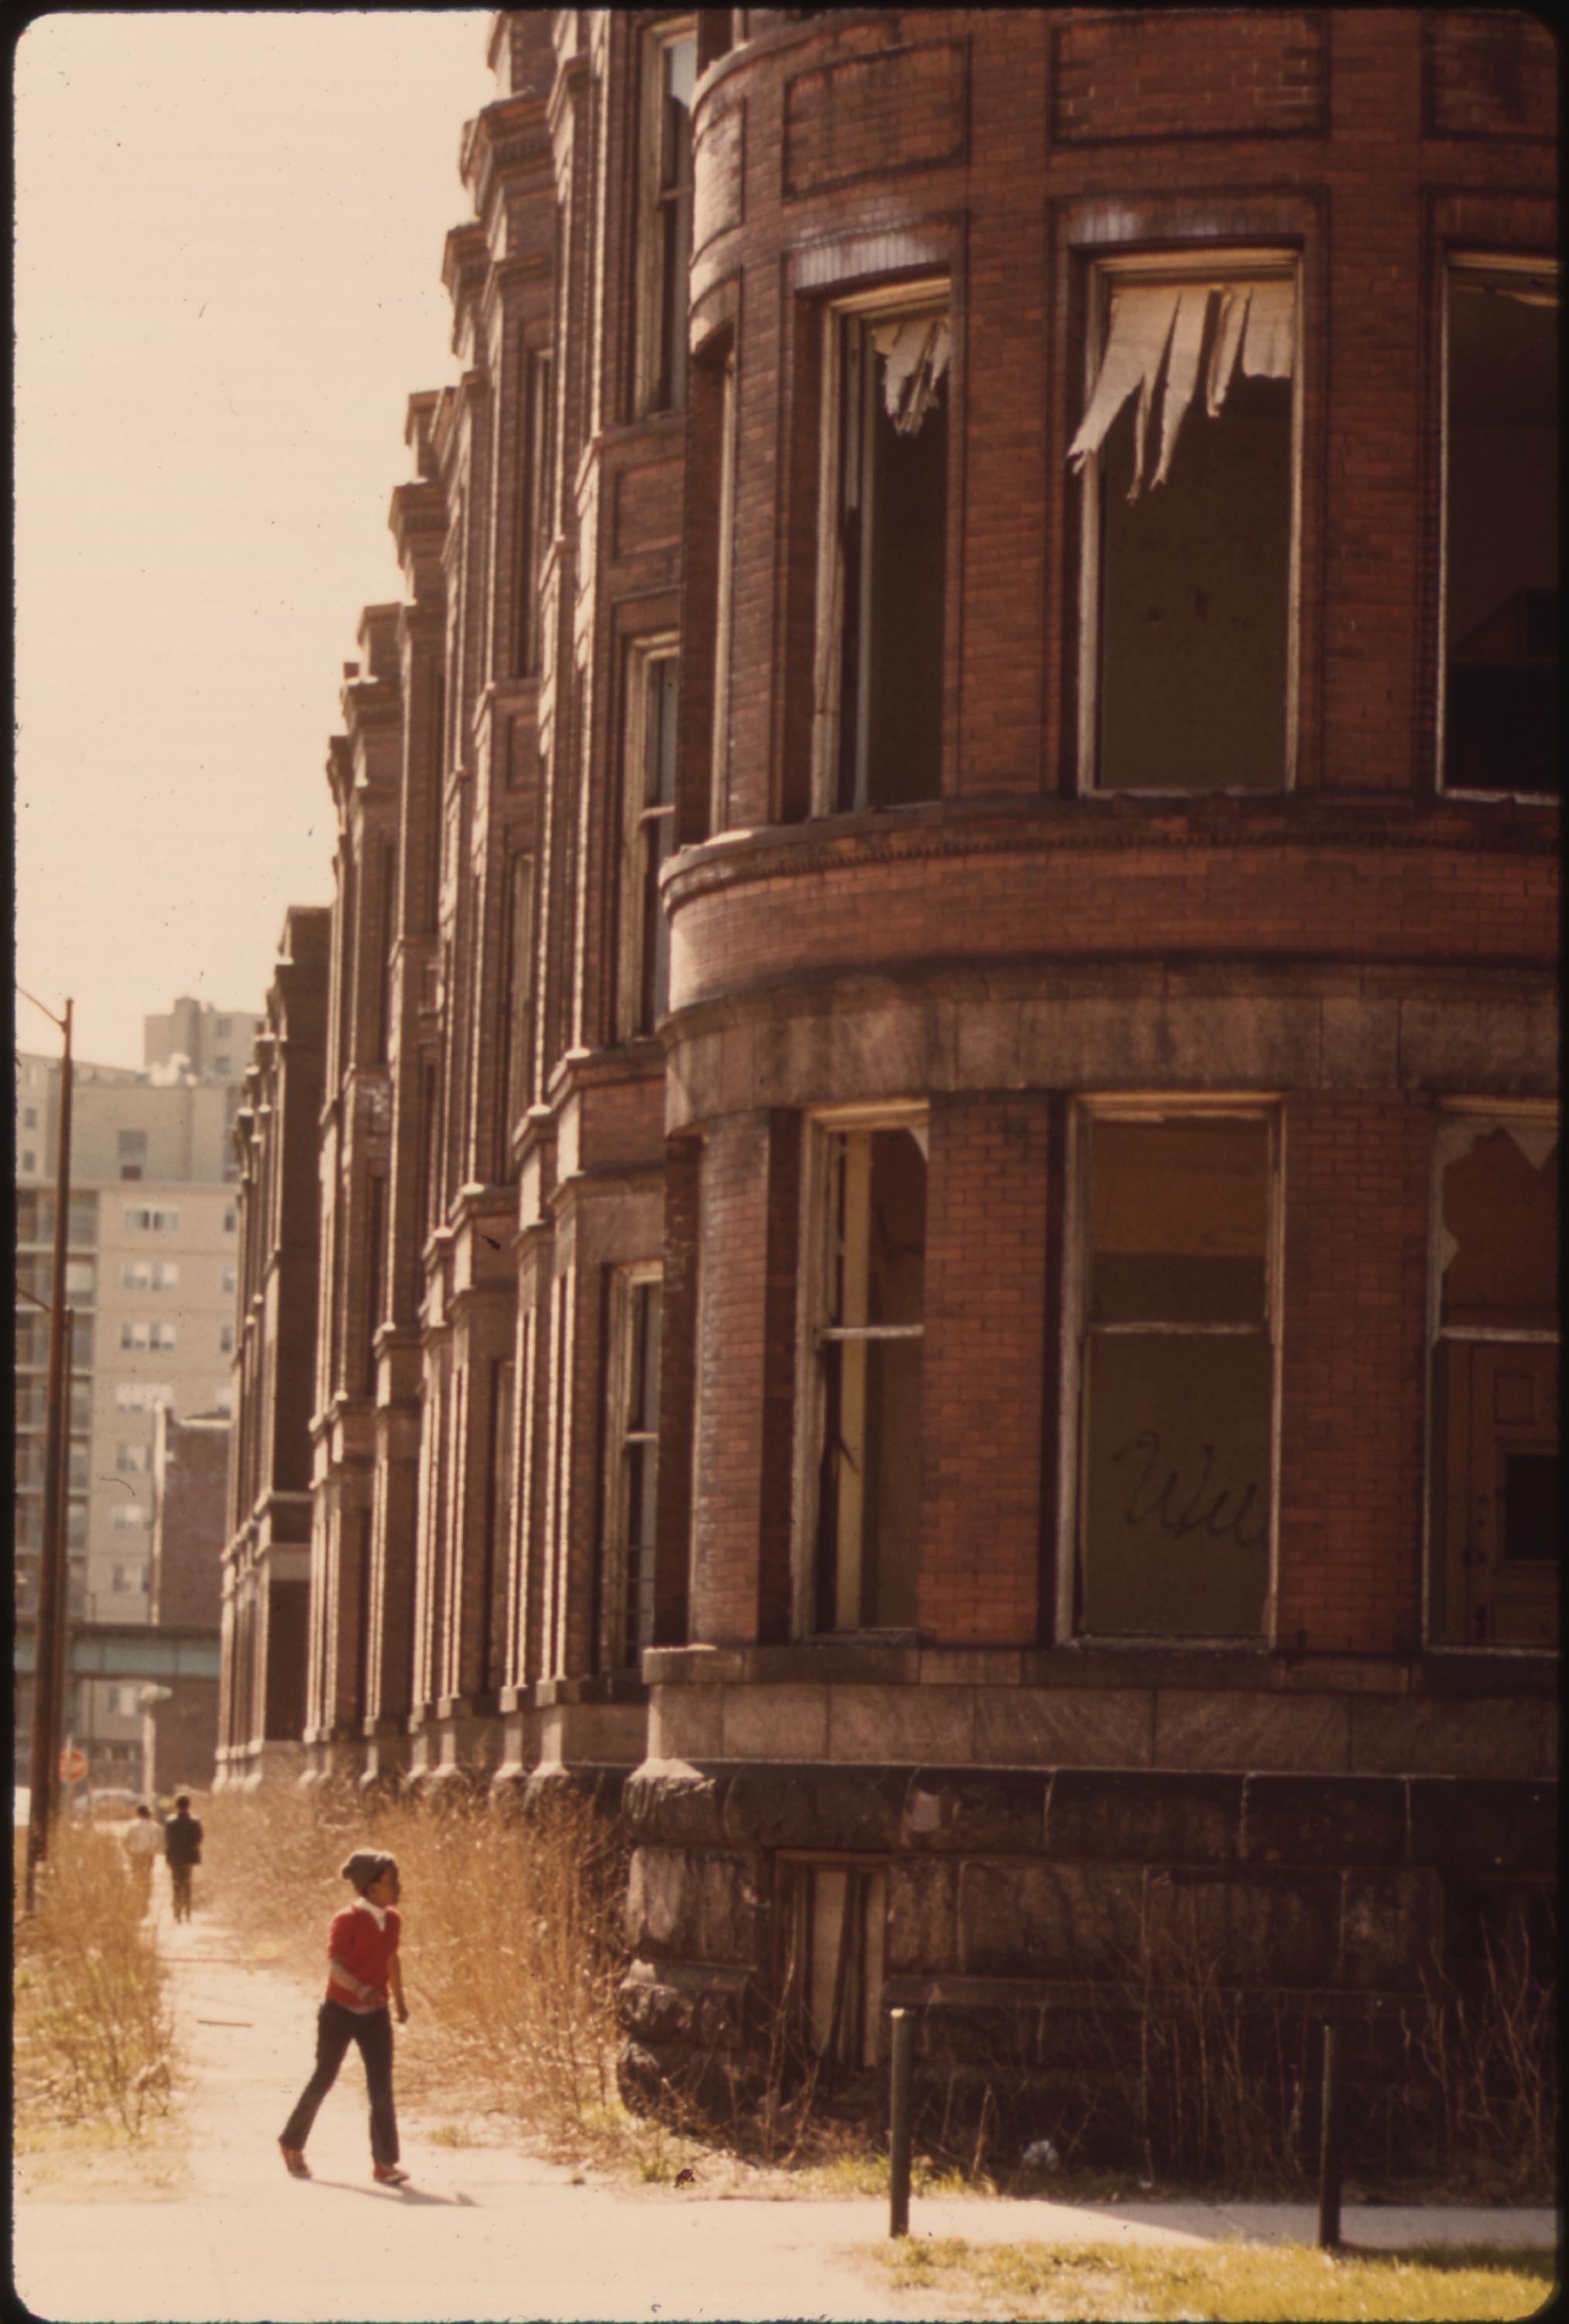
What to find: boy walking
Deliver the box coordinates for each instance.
[121,1803,162,1917]
[163,1794,203,1921]
[279,1849,410,2186]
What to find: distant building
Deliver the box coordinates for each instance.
[14,1001,255,1789]
[225,7,1558,2140]
[142,1408,229,1796]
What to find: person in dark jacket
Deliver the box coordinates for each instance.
[163,1794,203,1920]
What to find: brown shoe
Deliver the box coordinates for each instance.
[280,2144,311,2178]
[372,2163,409,2186]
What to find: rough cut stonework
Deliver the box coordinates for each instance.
[220,9,1558,2150]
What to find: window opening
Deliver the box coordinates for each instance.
[1076,1110,1276,1638]
[1428,1116,1559,1646]
[1441,263,1559,797]
[623,647,680,1033]
[814,293,949,815]
[1071,263,1298,792]
[807,1117,926,1632]
[602,1270,662,1673]
[776,1857,887,2082]
[637,26,696,416]
[520,349,555,675]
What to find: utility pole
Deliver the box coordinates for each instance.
[20,991,74,1912]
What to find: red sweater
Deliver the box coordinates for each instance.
[324,1901,401,2014]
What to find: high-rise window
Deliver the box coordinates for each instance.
[620,646,679,1036]
[1427,1115,1558,1646]
[1073,1109,1277,1638]
[1440,260,1558,796]
[813,290,949,815]
[634,25,696,416]
[1071,259,1299,791]
[802,1112,927,1632]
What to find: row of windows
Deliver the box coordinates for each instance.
[596,1104,1557,1668]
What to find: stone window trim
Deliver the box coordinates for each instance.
[792,1098,929,1641]
[1072,247,1303,797]
[1424,1103,1560,1655]
[809,277,953,820]
[1058,1095,1284,1650]
[1435,252,1559,805]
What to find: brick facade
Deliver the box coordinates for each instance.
[221,9,1557,2138]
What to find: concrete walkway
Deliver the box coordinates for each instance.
[13,1886,1558,2323]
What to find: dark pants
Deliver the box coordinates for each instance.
[168,1862,194,1920]
[280,2001,399,2167]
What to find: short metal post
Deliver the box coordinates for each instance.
[1317,2021,1342,2250]
[888,2006,913,2239]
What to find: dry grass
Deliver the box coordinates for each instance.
[877,2237,1557,2323]
[12,1819,176,2142]
[202,1779,636,2161]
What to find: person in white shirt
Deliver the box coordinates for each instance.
[120,1803,163,1917]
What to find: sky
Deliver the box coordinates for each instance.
[15,10,494,1071]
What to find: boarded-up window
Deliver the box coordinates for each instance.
[1429,1117,1559,1646]
[1442,263,1559,796]
[1078,1112,1275,1637]
[635,26,696,417]
[1071,267,1297,792]
[810,1119,925,1631]
[814,295,949,814]
[776,1856,887,2080]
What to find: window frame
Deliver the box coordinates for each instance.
[1435,252,1560,804]
[599,1262,664,1676]
[633,17,698,420]
[792,1100,929,1639]
[1074,249,1303,797]
[619,637,682,1038]
[1059,1096,1285,1647]
[810,279,952,820]
[1423,1102,1560,1652]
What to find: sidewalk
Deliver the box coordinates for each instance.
[13,1885,1558,2323]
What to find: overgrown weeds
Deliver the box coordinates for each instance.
[12,1820,176,2139]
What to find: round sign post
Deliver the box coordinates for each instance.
[59,1745,88,1786]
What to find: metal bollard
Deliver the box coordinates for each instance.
[1317,2021,1343,2250]
[888,2006,913,2239]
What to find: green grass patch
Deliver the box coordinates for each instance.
[877,2236,1557,2322]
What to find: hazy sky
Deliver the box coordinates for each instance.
[15,10,493,1070]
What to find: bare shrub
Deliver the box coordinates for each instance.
[12,1820,175,2137]
[1399,1905,1557,2202]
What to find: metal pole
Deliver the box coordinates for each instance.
[888,2006,913,2239]
[24,997,72,1911]
[1317,2020,1343,2250]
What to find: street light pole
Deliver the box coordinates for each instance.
[20,991,74,1911]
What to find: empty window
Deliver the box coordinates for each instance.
[121,1319,177,1351]
[122,1260,178,1291]
[601,1270,662,1673]
[802,1115,926,1632]
[1074,1110,1277,1638]
[1441,261,1559,797]
[620,646,679,1036]
[635,23,696,416]
[124,1205,180,1232]
[814,290,949,815]
[776,1857,887,2079]
[1428,1116,1558,1647]
[1071,260,1299,791]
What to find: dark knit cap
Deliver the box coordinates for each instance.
[340,1848,397,1895]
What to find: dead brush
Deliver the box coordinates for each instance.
[1400,1908,1557,2202]
[12,1820,175,2138]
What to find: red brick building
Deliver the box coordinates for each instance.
[225,8,1557,2136]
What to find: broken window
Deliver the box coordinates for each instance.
[813,290,949,814]
[804,1115,926,1632]
[1070,262,1298,791]
[1076,1111,1276,1638]
[775,1856,887,2081]
[601,1269,662,1673]
[634,23,696,417]
[1441,262,1559,797]
[1428,1116,1559,1647]
[620,645,679,1036]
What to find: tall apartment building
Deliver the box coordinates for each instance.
[14,1009,251,1788]
[226,8,1557,2139]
